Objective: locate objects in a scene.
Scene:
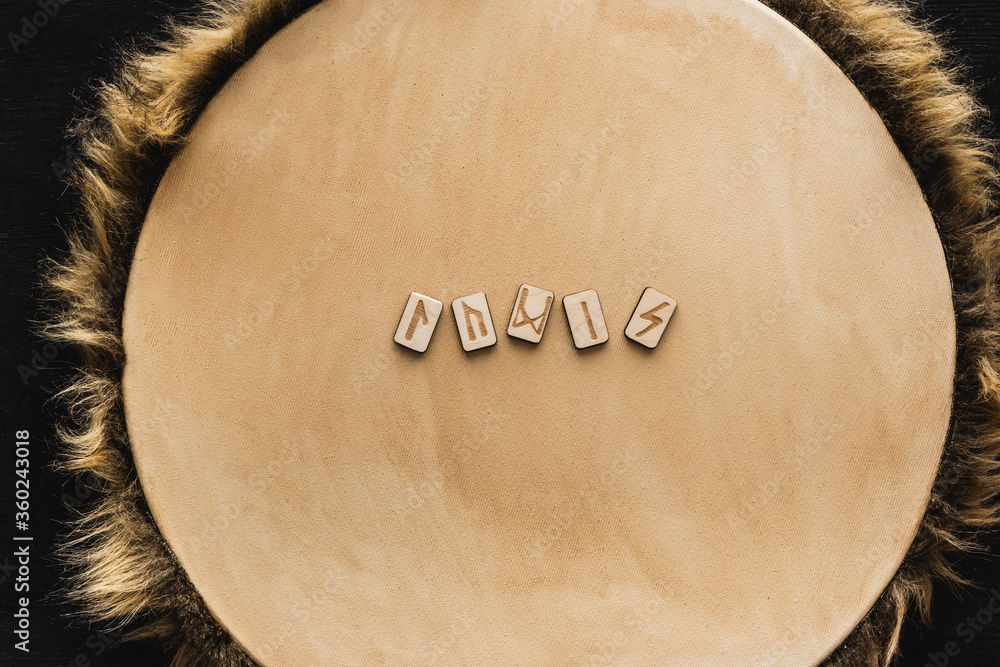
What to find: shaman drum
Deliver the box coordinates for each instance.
[51,0,1000,665]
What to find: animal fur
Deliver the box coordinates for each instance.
[41,0,1000,665]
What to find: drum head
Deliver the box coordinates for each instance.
[120,0,952,663]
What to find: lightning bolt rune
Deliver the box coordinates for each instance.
[635,302,669,337]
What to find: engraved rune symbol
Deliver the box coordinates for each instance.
[511,286,553,335]
[563,289,608,349]
[452,292,496,352]
[580,301,598,340]
[462,302,489,341]
[635,302,669,337]
[394,292,443,353]
[624,288,676,349]
[404,299,428,341]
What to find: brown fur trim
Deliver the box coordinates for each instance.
[40,0,999,665]
[42,2,321,665]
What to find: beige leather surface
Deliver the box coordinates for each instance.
[121,0,956,664]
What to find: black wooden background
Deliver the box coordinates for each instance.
[1,1,998,665]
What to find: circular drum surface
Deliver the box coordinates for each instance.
[122,0,956,664]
